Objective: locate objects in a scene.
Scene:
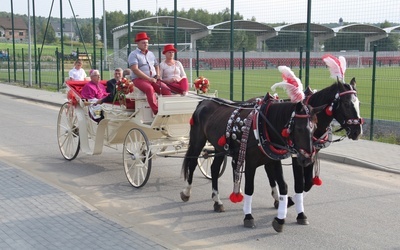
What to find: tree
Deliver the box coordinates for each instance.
[80,23,93,44]
[36,20,57,44]
[99,11,126,48]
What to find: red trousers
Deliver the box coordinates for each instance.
[166,78,189,95]
[133,78,172,115]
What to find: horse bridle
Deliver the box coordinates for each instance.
[304,86,363,143]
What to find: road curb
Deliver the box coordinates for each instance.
[319,151,400,175]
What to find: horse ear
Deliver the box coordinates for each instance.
[337,79,345,92]
[350,77,356,88]
[312,104,327,115]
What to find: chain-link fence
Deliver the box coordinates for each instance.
[1,0,399,142]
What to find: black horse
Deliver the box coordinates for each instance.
[266,77,363,226]
[181,97,325,232]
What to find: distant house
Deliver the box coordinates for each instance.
[0,17,28,40]
[50,22,75,39]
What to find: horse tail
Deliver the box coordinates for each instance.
[182,102,207,181]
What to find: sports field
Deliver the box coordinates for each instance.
[194,67,400,122]
[0,64,399,122]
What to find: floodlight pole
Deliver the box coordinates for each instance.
[103,0,107,70]
[229,0,234,101]
[305,0,312,88]
[92,0,96,69]
[174,0,177,60]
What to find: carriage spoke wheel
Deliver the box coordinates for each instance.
[123,128,152,188]
[198,148,227,180]
[57,102,80,160]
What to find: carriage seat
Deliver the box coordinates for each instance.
[66,80,107,99]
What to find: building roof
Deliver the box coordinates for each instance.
[275,23,334,34]
[111,16,207,34]
[0,17,28,30]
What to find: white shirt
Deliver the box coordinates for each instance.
[69,67,87,80]
[160,60,186,83]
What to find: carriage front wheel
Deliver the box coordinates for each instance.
[123,128,152,188]
[198,148,227,180]
[57,102,80,160]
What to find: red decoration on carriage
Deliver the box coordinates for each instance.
[113,77,135,107]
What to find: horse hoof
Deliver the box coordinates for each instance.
[272,217,284,232]
[213,202,225,212]
[180,191,190,202]
[273,200,279,209]
[244,214,255,228]
[296,212,309,225]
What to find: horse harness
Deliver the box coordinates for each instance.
[219,95,315,191]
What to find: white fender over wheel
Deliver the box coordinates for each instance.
[57,102,80,160]
[123,128,152,188]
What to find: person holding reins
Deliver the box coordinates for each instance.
[128,32,172,115]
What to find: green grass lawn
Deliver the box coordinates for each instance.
[1,53,399,122]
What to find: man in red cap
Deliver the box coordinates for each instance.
[128,32,172,115]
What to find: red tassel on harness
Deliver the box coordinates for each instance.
[218,136,226,146]
[189,117,194,126]
[325,106,333,116]
[281,128,290,138]
[229,192,243,203]
[313,176,322,186]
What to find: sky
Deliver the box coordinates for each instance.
[1,0,399,24]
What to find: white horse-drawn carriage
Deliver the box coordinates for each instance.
[56,80,226,187]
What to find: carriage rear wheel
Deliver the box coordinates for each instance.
[123,128,152,188]
[57,102,80,160]
[198,148,227,180]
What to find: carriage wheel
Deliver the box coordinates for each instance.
[123,128,152,188]
[57,102,80,160]
[198,149,227,180]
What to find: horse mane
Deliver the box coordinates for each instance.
[308,82,338,105]
[204,97,257,107]
[265,101,297,130]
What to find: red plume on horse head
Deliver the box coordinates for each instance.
[271,66,304,102]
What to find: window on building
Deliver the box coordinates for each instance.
[19,32,24,36]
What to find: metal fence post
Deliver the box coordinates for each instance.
[370,45,377,140]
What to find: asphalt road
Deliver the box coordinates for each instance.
[1,94,400,249]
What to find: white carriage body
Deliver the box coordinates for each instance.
[57,80,221,188]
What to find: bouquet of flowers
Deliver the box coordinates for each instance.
[194,76,210,94]
[113,77,134,106]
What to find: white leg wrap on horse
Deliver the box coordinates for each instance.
[294,193,304,214]
[183,185,192,196]
[212,189,223,205]
[277,195,288,219]
[271,186,279,201]
[243,194,252,215]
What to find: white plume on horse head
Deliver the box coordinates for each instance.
[271,66,304,102]
[322,54,347,82]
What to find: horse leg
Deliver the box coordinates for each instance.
[264,162,280,209]
[211,155,226,212]
[180,135,207,202]
[292,157,309,225]
[272,161,288,233]
[243,163,256,228]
